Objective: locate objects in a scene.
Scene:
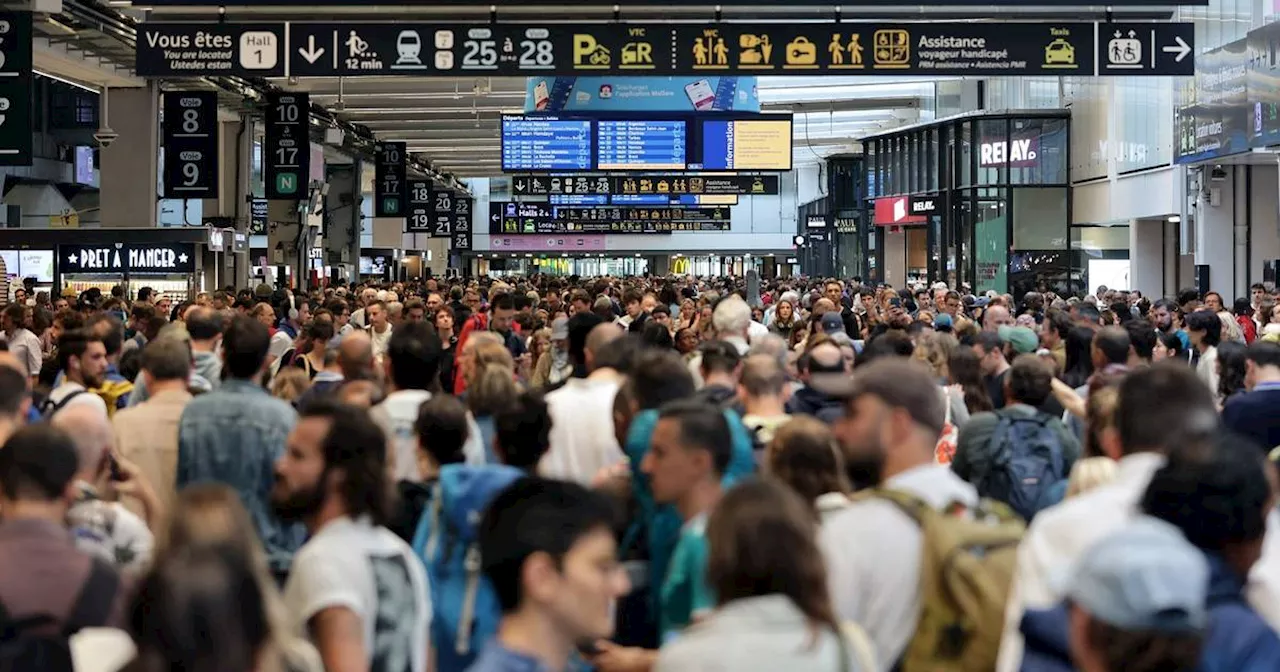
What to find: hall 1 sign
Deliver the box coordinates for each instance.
[374,141,407,217]
[0,12,32,166]
[59,243,197,274]
[265,92,309,200]
[162,91,219,199]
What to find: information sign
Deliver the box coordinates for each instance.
[374,142,407,217]
[136,23,286,77]
[162,91,218,199]
[265,92,310,200]
[502,117,592,171]
[514,174,777,196]
[489,201,730,234]
[0,12,32,166]
[431,189,455,238]
[406,180,433,233]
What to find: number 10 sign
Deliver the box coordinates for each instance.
[162,91,218,199]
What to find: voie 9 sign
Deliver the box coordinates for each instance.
[979,136,1040,167]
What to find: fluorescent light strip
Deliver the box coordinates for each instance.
[34,69,100,94]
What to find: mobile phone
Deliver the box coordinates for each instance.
[108,454,124,482]
[889,297,902,308]
[684,79,716,111]
[533,81,550,111]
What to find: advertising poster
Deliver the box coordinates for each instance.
[523,76,760,113]
[1176,37,1249,163]
[1249,22,1280,147]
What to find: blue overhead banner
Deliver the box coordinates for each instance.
[524,76,759,113]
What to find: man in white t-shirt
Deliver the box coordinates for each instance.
[44,329,110,420]
[366,300,394,366]
[273,400,431,672]
[540,316,626,484]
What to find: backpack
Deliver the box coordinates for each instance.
[0,557,119,671]
[978,412,1068,522]
[934,387,959,465]
[411,464,523,672]
[92,380,133,419]
[38,389,87,419]
[853,489,1023,672]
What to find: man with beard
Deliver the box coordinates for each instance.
[274,400,430,672]
[44,329,110,420]
[1152,298,1191,352]
[817,358,978,667]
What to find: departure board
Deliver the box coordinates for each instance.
[597,120,687,171]
[699,118,793,171]
[501,117,592,171]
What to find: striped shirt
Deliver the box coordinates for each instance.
[0,255,8,308]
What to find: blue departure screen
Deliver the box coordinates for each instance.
[597,120,687,171]
[501,117,592,171]
[551,194,610,205]
[612,194,671,205]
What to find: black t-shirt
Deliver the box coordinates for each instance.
[986,369,1009,409]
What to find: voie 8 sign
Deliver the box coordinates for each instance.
[163,91,218,199]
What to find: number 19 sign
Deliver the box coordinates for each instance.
[162,91,218,199]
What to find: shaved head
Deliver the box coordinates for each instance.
[50,404,112,475]
[585,323,623,373]
[338,329,374,380]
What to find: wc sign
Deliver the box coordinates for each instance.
[979,137,1039,167]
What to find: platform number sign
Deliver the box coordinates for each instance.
[405,179,432,232]
[265,92,309,200]
[451,196,474,251]
[0,12,32,166]
[431,189,454,238]
[162,91,218,199]
[374,141,407,217]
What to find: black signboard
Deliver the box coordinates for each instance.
[909,195,940,216]
[374,142,407,217]
[514,174,779,196]
[454,197,474,237]
[0,12,32,166]
[162,91,219,199]
[1176,37,1248,164]
[60,243,197,275]
[136,23,286,77]
[265,92,310,200]
[1096,23,1194,76]
[138,21,1193,78]
[137,0,1212,7]
[430,189,455,238]
[489,200,729,234]
[250,198,269,234]
[406,180,433,233]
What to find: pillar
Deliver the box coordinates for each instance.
[201,117,253,288]
[267,200,302,289]
[883,229,907,288]
[1195,169,1236,299]
[324,162,361,284]
[649,255,670,276]
[100,85,160,228]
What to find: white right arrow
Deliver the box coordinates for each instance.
[1162,36,1192,63]
[298,35,325,64]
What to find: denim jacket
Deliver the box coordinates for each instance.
[176,378,302,572]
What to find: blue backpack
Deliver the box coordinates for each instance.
[978,412,1067,522]
[411,464,523,672]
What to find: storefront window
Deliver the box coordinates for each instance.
[1010,117,1069,185]
[867,141,879,197]
[1071,225,1132,294]
[974,197,1007,294]
[977,118,1009,186]
[960,122,973,186]
[1012,188,1068,250]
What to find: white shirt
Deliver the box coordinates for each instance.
[820,463,978,671]
[369,324,393,364]
[283,515,431,672]
[539,375,625,484]
[268,329,293,362]
[44,382,108,420]
[371,390,434,482]
[995,452,1280,671]
[1196,345,1220,397]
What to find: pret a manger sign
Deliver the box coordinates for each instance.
[61,244,196,274]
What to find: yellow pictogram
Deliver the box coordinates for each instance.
[829,33,865,69]
[751,177,764,193]
[784,36,818,69]
[689,177,705,194]
[692,31,730,69]
[621,42,653,68]
[656,180,670,193]
[873,29,910,68]
[573,34,611,69]
[1043,37,1077,68]
[739,34,774,68]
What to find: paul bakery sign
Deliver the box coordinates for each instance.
[61,243,196,274]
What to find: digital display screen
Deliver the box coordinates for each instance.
[597,120,687,170]
[501,117,592,171]
[550,194,610,205]
[700,118,793,171]
[20,251,54,282]
[75,147,95,185]
[612,194,672,205]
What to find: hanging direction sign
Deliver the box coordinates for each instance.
[1096,23,1196,76]
[488,201,730,234]
[161,91,219,199]
[0,12,32,166]
[135,22,1196,78]
[136,23,286,77]
[126,0,1214,6]
[431,189,456,238]
[453,197,474,237]
[513,174,779,196]
[405,180,433,233]
[373,142,407,218]
[265,92,310,200]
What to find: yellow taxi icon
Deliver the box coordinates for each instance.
[1044,38,1076,65]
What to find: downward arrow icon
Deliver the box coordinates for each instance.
[1162,36,1192,63]
[299,35,325,64]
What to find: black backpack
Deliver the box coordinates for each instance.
[0,557,120,671]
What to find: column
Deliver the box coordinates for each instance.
[1195,169,1235,299]
[649,255,670,276]
[267,200,302,289]
[324,162,361,284]
[99,85,160,228]
[202,117,253,288]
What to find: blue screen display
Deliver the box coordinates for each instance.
[550,194,610,205]
[501,117,592,171]
[611,194,671,205]
[596,120,687,170]
[700,120,733,170]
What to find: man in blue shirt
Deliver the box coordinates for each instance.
[468,478,629,672]
[1223,341,1280,453]
[176,314,302,575]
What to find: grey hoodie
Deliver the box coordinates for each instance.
[127,349,221,408]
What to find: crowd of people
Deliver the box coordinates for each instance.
[1,272,1279,672]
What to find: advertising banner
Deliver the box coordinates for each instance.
[873,196,926,226]
[1176,37,1249,163]
[524,76,759,112]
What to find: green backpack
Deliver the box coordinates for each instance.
[853,488,1024,672]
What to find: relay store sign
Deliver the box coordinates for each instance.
[873,196,927,226]
[979,137,1040,167]
[909,196,940,215]
[60,243,197,274]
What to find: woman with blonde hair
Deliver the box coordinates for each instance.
[269,367,310,405]
[157,484,321,672]
[913,332,969,462]
[465,339,520,461]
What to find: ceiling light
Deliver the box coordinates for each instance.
[1167,215,1181,223]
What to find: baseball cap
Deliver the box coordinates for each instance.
[1062,516,1208,633]
[550,316,569,341]
[819,312,844,335]
[998,325,1040,355]
[254,283,274,299]
[933,313,954,330]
